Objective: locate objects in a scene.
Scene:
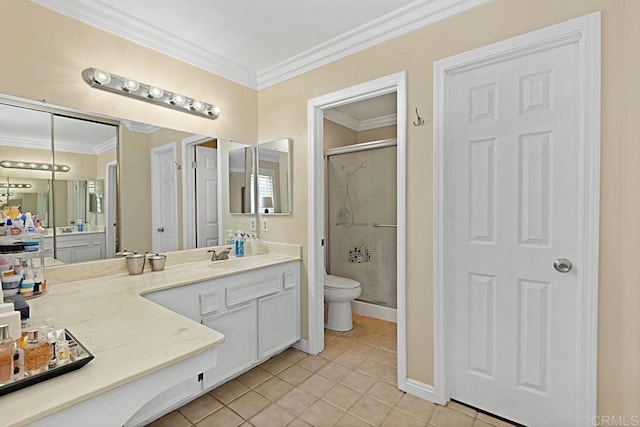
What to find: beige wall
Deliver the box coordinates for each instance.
[258,0,639,418]
[323,119,357,151]
[357,125,397,144]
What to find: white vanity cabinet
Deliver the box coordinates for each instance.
[43,232,106,263]
[134,260,300,426]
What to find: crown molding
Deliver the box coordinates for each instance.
[31,0,493,91]
[122,121,161,134]
[324,110,397,132]
[359,113,397,131]
[93,137,117,154]
[324,109,361,131]
[256,0,495,88]
[31,0,258,89]
[0,136,112,155]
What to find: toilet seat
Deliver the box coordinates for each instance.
[324,274,360,290]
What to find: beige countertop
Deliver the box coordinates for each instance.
[0,249,301,426]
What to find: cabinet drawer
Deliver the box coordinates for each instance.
[226,273,282,307]
[200,288,223,316]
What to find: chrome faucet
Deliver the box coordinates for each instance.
[208,248,232,261]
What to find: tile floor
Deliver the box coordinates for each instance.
[149,314,513,427]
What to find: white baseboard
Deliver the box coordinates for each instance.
[405,378,436,402]
[352,300,397,323]
[292,339,310,354]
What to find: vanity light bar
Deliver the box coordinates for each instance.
[0,161,70,173]
[0,183,32,189]
[82,68,221,120]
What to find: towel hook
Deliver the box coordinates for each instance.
[174,161,182,170]
[413,108,425,126]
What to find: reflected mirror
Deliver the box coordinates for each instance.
[257,138,292,214]
[227,143,255,215]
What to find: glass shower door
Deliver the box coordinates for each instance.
[326,145,397,308]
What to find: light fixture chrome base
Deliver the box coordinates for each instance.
[82,68,220,121]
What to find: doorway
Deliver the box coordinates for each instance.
[307,72,407,389]
[433,13,600,426]
[182,135,222,249]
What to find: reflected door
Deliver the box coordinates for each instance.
[195,145,218,247]
[446,39,580,426]
[151,144,178,253]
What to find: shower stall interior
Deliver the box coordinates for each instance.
[326,139,397,312]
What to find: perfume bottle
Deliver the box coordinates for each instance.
[24,329,51,375]
[0,324,13,384]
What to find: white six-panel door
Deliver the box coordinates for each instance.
[195,145,219,247]
[151,143,178,253]
[446,35,581,426]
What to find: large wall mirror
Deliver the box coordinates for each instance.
[227,143,255,215]
[257,138,292,214]
[0,102,118,265]
[0,97,257,266]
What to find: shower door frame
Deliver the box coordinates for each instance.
[325,139,398,314]
[307,71,408,391]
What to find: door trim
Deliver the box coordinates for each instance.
[307,71,408,389]
[433,12,601,425]
[181,134,221,249]
[105,160,118,257]
[150,142,178,253]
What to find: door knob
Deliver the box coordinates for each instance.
[553,258,572,273]
[157,227,165,232]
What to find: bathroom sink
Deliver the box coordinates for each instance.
[208,257,253,270]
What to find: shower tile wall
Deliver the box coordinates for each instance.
[327,146,397,308]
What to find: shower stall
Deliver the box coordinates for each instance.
[326,139,397,317]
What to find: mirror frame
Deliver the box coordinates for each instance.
[256,138,292,216]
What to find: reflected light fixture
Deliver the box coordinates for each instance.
[0,183,32,189]
[82,68,221,120]
[0,160,70,173]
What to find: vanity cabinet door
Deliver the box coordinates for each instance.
[202,302,257,390]
[258,288,299,359]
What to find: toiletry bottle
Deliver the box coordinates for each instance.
[250,234,260,255]
[226,229,235,245]
[55,340,70,366]
[24,213,35,234]
[45,319,57,369]
[0,324,13,384]
[77,219,83,232]
[235,231,245,257]
[24,329,51,375]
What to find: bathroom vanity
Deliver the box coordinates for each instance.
[0,245,300,427]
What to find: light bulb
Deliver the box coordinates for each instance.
[148,86,164,99]
[0,161,11,168]
[16,162,24,168]
[170,94,186,106]
[93,69,111,85]
[122,79,139,92]
[28,163,37,169]
[207,105,221,116]
[60,166,70,172]
[191,100,205,112]
[41,164,50,170]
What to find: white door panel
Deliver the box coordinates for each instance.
[151,144,178,253]
[195,146,219,248]
[447,40,580,426]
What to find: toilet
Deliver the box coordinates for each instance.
[324,274,362,331]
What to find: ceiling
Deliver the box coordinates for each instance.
[0,103,118,155]
[31,0,491,89]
